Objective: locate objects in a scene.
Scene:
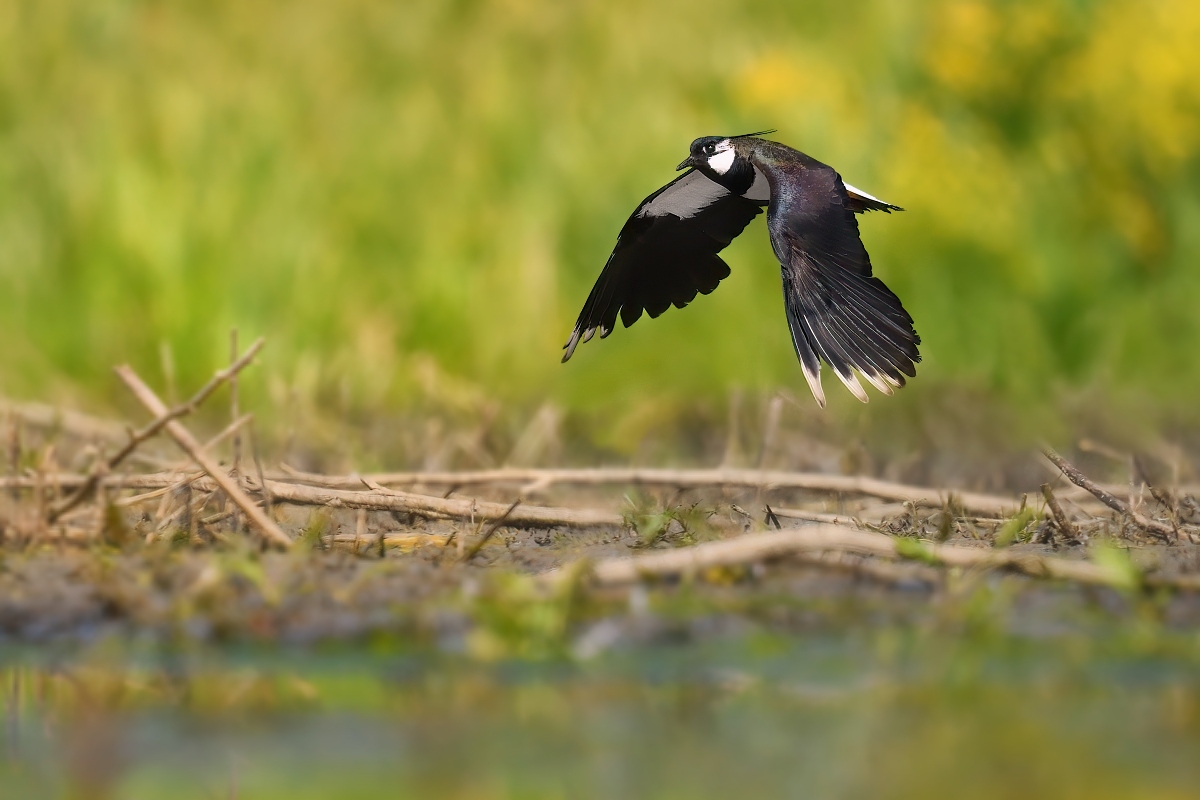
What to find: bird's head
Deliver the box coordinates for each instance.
[677,136,737,176]
[677,130,775,181]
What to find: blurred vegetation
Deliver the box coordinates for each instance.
[2,0,1199,459]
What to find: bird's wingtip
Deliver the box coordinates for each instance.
[561,331,581,363]
[801,362,826,408]
[836,370,870,403]
[860,370,894,397]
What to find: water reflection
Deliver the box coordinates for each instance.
[1,634,1198,799]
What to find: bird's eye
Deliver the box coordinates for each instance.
[703,144,716,155]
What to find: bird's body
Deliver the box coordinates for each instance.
[562,133,920,406]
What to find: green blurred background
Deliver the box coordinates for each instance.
[2,0,1199,462]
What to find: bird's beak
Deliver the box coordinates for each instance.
[676,156,696,171]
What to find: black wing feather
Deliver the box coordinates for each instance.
[562,170,764,361]
[757,152,920,406]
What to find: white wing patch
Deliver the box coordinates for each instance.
[637,170,728,220]
[843,182,889,206]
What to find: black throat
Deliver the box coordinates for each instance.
[708,155,757,197]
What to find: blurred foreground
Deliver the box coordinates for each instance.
[2,593,1200,799]
[2,378,1200,797]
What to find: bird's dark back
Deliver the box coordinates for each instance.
[740,138,873,277]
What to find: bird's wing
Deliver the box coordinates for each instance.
[561,169,765,361]
[843,182,903,214]
[758,160,920,407]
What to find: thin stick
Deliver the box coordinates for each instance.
[2,474,210,491]
[276,465,1018,517]
[790,550,941,587]
[189,485,200,542]
[459,500,474,559]
[460,500,520,563]
[264,480,621,528]
[540,524,1200,592]
[1042,447,1177,542]
[7,470,1191,514]
[248,421,273,520]
[48,337,265,522]
[1134,454,1180,533]
[115,365,291,548]
[770,507,856,525]
[764,505,783,529]
[200,508,236,526]
[155,469,184,521]
[354,509,366,556]
[1040,483,1080,544]
[6,472,624,529]
[144,414,251,479]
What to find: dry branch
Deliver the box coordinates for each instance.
[1042,447,1179,542]
[259,480,621,528]
[116,471,204,508]
[0,474,205,491]
[46,338,265,522]
[789,550,941,587]
[277,465,1017,517]
[1040,483,1080,544]
[6,470,624,529]
[541,524,1200,592]
[115,365,292,548]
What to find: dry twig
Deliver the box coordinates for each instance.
[277,465,1017,517]
[115,365,291,548]
[541,524,1200,592]
[47,338,265,522]
[1042,447,1180,542]
[1040,483,1081,544]
[116,471,204,508]
[262,480,619,528]
[460,499,521,563]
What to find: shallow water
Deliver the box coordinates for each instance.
[2,615,1198,800]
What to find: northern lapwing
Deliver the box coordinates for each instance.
[561,132,920,406]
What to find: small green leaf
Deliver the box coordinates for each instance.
[295,510,330,553]
[895,537,939,565]
[995,508,1039,548]
[1092,543,1143,593]
[635,512,672,546]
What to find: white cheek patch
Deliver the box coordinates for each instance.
[707,148,735,175]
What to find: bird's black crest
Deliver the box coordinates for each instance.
[729,129,776,139]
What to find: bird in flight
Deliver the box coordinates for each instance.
[561,132,920,407]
